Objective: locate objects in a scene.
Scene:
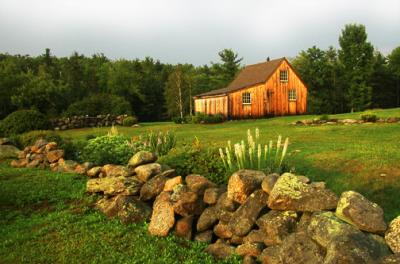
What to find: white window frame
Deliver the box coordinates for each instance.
[242,92,251,105]
[288,89,297,101]
[280,70,288,82]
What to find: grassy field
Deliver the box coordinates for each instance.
[1,108,399,263]
[59,108,400,220]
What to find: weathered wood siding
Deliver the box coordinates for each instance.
[194,96,228,116]
[228,60,307,118]
[194,59,307,118]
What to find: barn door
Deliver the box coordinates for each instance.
[264,90,273,115]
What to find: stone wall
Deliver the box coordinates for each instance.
[8,141,400,263]
[50,114,128,130]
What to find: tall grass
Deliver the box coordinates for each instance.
[219,128,289,174]
[140,130,177,156]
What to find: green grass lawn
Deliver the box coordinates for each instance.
[59,108,400,220]
[1,108,400,263]
[0,163,241,264]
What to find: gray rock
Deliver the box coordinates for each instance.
[0,145,20,160]
[134,163,162,182]
[227,170,266,204]
[197,206,219,232]
[204,240,236,259]
[229,190,268,236]
[128,151,157,168]
[148,192,175,237]
[336,191,387,234]
[140,173,168,201]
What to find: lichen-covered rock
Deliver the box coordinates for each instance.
[229,234,244,245]
[87,166,102,178]
[46,149,64,163]
[243,255,256,264]
[307,211,361,248]
[261,173,280,194]
[175,215,193,240]
[128,151,157,168]
[87,176,142,196]
[194,230,213,243]
[336,191,387,234]
[227,170,266,204]
[204,187,225,205]
[324,232,391,264]
[197,206,219,232]
[148,192,175,237]
[229,190,268,236]
[10,159,28,168]
[280,232,326,264]
[140,173,168,201]
[256,210,297,246]
[243,229,265,244]
[258,245,281,264]
[101,164,129,178]
[307,212,390,263]
[44,142,57,151]
[185,174,216,195]
[0,145,21,160]
[236,243,264,257]
[134,163,162,182]
[0,137,12,145]
[267,173,338,211]
[163,176,182,192]
[96,195,151,224]
[216,192,238,212]
[204,240,236,259]
[213,221,233,239]
[379,254,400,264]
[385,216,400,253]
[172,189,203,216]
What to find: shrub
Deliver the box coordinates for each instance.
[140,131,176,156]
[82,134,144,165]
[172,116,186,124]
[18,130,63,148]
[318,114,330,121]
[159,145,227,185]
[192,113,225,124]
[360,113,377,122]
[64,94,131,117]
[219,128,290,175]
[122,116,138,127]
[0,110,50,136]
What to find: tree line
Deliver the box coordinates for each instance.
[0,23,399,121]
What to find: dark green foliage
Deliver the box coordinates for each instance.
[360,113,377,122]
[0,109,50,136]
[159,146,227,185]
[318,114,330,121]
[192,112,226,124]
[122,116,138,127]
[172,116,186,124]
[64,94,131,116]
[81,135,142,165]
[18,130,63,148]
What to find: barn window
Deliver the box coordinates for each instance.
[280,70,288,82]
[242,92,251,105]
[288,89,297,101]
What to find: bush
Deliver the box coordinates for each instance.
[192,113,225,124]
[318,114,330,121]
[0,110,50,136]
[18,130,63,148]
[172,116,186,124]
[82,135,144,165]
[64,94,132,117]
[159,145,227,185]
[122,116,138,127]
[360,113,377,122]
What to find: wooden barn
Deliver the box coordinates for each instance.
[193,57,307,118]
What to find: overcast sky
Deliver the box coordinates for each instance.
[0,0,399,65]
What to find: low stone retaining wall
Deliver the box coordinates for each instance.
[50,114,129,130]
[292,117,400,126]
[9,141,400,263]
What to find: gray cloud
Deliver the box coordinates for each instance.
[0,0,399,65]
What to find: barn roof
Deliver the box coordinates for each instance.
[195,57,285,98]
